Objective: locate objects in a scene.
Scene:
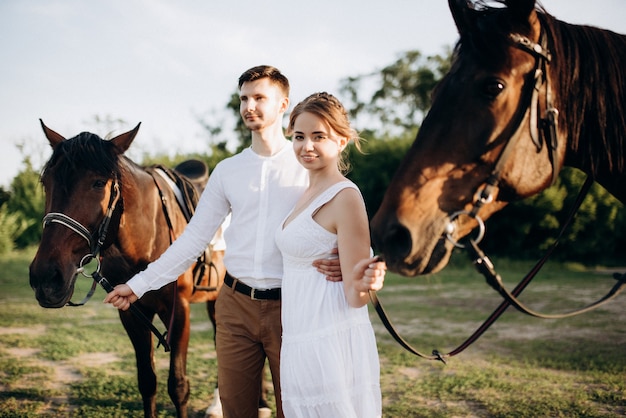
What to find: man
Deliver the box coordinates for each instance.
[105,65,340,417]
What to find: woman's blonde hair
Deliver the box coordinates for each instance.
[286,92,363,173]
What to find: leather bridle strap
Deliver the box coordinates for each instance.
[94,270,171,352]
[510,29,560,185]
[369,290,448,363]
[468,176,626,319]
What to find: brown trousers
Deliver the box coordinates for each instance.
[215,281,283,418]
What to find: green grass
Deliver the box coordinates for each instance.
[1,247,625,416]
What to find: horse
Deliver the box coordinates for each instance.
[371,0,626,277]
[28,121,226,418]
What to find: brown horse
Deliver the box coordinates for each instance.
[371,0,626,277]
[29,121,226,417]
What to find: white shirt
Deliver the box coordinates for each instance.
[127,140,308,298]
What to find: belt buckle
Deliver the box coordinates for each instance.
[250,288,258,300]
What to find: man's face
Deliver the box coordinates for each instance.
[239,78,287,132]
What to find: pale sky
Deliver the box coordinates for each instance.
[1,0,624,187]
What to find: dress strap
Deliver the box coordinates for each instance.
[308,180,359,214]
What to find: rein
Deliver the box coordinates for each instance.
[371,27,626,362]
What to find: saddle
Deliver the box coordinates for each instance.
[174,159,209,195]
[149,160,218,292]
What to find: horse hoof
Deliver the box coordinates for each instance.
[258,406,272,418]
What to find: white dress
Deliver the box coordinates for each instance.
[275,181,382,418]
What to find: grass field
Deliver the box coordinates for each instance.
[0,247,624,417]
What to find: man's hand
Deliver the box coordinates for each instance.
[312,248,343,282]
[103,284,138,311]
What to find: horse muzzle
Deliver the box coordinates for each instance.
[371,213,453,276]
[29,262,76,308]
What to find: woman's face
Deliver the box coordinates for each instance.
[291,111,346,172]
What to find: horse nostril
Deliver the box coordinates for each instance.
[382,224,413,260]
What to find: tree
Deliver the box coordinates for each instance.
[141,145,233,174]
[482,167,625,264]
[5,158,45,248]
[0,204,30,255]
[0,187,9,207]
[340,48,452,137]
[337,49,453,218]
[196,91,249,153]
[347,135,415,217]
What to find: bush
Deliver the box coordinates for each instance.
[0,204,31,255]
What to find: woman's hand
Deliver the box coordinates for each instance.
[354,256,386,292]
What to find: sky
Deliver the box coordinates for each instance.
[1,0,625,187]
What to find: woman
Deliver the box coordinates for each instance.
[275,92,385,417]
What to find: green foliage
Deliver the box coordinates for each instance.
[0,186,9,206]
[0,205,31,255]
[195,90,249,153]
[347,135,414,216]
[483,167,624,263]
[4,160,44,249]
[140,145,234,174]
[340,48,452,136]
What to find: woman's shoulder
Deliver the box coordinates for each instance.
[332,179,360,195]
[324,181,363,207]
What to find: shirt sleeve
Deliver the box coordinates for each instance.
[127,165,231,298]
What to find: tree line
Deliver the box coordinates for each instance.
[1,49,624,264]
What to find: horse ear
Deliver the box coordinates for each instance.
[448,0,473,36]
[110,122,141,154]
[40,119,66,147]
[505,0,536,24]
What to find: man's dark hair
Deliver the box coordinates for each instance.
[238,65,290,97]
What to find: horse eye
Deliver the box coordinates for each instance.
[93,179,107,189]
[482,79,505,100]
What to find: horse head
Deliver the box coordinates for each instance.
[29,120,140,307]
[371,0,570,276]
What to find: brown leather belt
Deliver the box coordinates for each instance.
[224,272,281,300]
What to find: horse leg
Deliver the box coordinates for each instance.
[162,299,192,418]
[119,309,158,418]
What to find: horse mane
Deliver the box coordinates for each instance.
[545,15,626,175]
[42,132,122,193]
[454,1,626,176]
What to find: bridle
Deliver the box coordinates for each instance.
[43,177,121,305]
[371,27,626,363]
[42,176,172,351]
[447,27,558,241]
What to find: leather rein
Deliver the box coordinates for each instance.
[370,28,626,363]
